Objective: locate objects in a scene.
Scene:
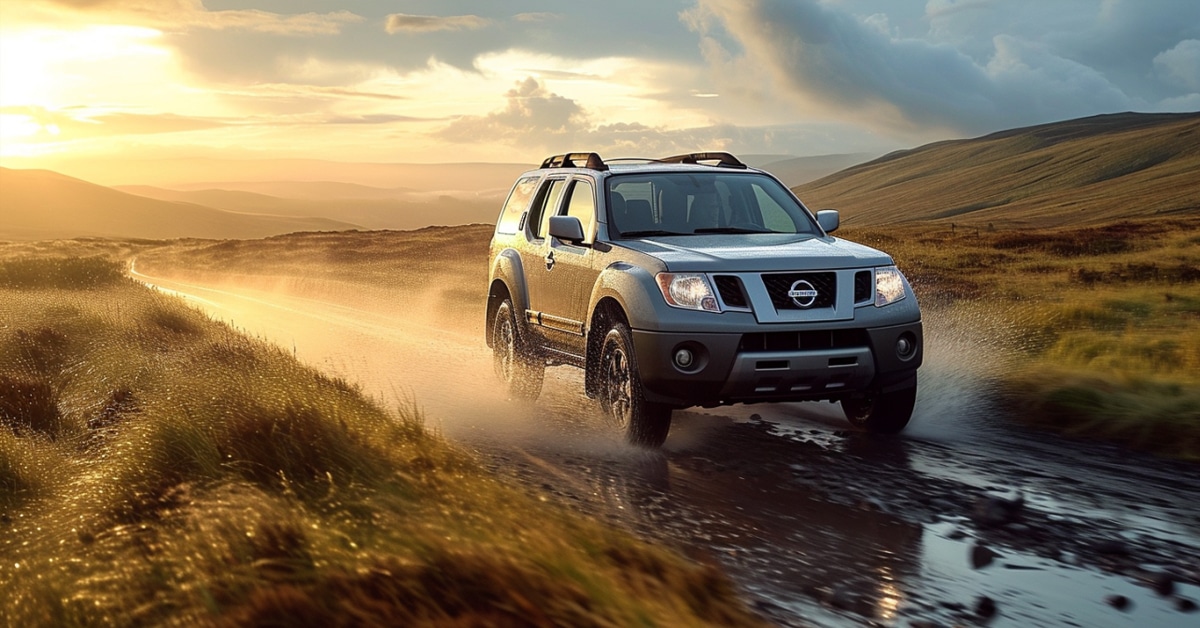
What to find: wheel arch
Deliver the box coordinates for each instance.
[486,249,529,348]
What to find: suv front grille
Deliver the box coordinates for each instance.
[854,270,872,304]
[713,275,748,309]
[763,272,836,310]
[738,329,869,352]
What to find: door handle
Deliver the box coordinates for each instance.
[544,250,555,270]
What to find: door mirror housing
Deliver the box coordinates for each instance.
[816,209,839,234]
[548,215,587,244]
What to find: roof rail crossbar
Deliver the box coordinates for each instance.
[658,152,747,169]
[540,152,608,171]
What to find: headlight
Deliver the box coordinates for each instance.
[874,266,908,307]
[656,273,720,312]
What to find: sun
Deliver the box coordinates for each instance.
[0,25,170,156]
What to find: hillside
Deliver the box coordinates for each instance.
[793,112,1200,227]
[0,168,360,241]
[115,184,503,231]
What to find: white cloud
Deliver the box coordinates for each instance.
[384,13,491,34]
[1154,39,1200,92]
[686,0,1147,138]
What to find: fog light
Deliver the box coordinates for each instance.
[674,348,694,368]
[896,334,916,359]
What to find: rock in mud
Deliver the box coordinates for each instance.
[1092,539,1131,556]
[970,543,999,569]
[975,595,997,619]
[1105,594,1132,610]
[1141,570,1175,596]
[1176,597,1198,612]
[972,494,1024,527]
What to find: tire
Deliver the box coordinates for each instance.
[597,323,671,447]
[841,383,916,434]
[492,299,544,401]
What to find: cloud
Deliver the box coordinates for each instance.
[26,1,362,36]
[514,13,561,23]
[1155,39,1200,92]
[439,77,588,144]
[384,13,491,34]
[1,106,228,139]
[685,0,1147,137]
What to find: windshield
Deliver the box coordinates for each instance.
[606,172,819,238]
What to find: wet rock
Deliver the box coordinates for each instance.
[1141,571,1175,596]
[975,595,997,619]
[971,543,999,569]
[1007,523,1032,535]
[972,494,1024,527]
[748,413,762,422]
[1105,594,1132,611]
[1093,539,1131,556]
[1176,597,1198,613]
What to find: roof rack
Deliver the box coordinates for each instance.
[658,152,747,169]
[540,152,608,171]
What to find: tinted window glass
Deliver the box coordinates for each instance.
[496,176,540,234]
[564,180,596,243]
[607,173,816,236]
[527,178,567,240]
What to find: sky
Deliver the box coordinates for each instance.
[1,0,1198,181]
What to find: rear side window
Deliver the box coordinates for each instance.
[495,176,540,235]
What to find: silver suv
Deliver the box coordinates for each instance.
[486,152,922,447]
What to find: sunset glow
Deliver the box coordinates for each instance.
[1,1,1196,185]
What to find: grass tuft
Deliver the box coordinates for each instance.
[0,257,125,289]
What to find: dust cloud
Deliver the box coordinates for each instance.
[130,263,636,456]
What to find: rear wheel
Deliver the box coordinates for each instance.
[842,383,916,434]
[492,299,544,401]
[598,323,671,447]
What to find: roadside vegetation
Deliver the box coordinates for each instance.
[843,216,1200,460]
[0,254,759,626]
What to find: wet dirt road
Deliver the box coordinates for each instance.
[131,264,1200,627]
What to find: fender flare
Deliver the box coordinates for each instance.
[486,248,530,347]
[585,262,663,333]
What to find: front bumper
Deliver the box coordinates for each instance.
[631,321,922,407]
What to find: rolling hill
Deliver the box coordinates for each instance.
[793,112,1200,227]
[0,168,361,241]
[114,184,503,232]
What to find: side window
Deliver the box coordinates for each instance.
[563,180,596,243]
[496,176,540,234]
[754,185,798,232]
[527,178,567,240]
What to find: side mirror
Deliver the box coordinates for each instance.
[548,215,586,244]
[816,209,839,234]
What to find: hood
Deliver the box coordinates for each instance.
[617,234,894,272]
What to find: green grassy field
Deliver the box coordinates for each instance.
[0,255,759,627]
[842,216,1200,459]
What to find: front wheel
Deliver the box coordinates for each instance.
[492,299,544,401]
[842,384,917,434]
[597,323,671,447]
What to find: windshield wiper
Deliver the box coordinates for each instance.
[619,229,688,237]
[692,226,773,234]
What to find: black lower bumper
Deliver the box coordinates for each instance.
[631,321,922,407]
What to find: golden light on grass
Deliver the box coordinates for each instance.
[0,253,761,626]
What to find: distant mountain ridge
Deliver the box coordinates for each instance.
[793,112,1200,227]
[0,168,360,241]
